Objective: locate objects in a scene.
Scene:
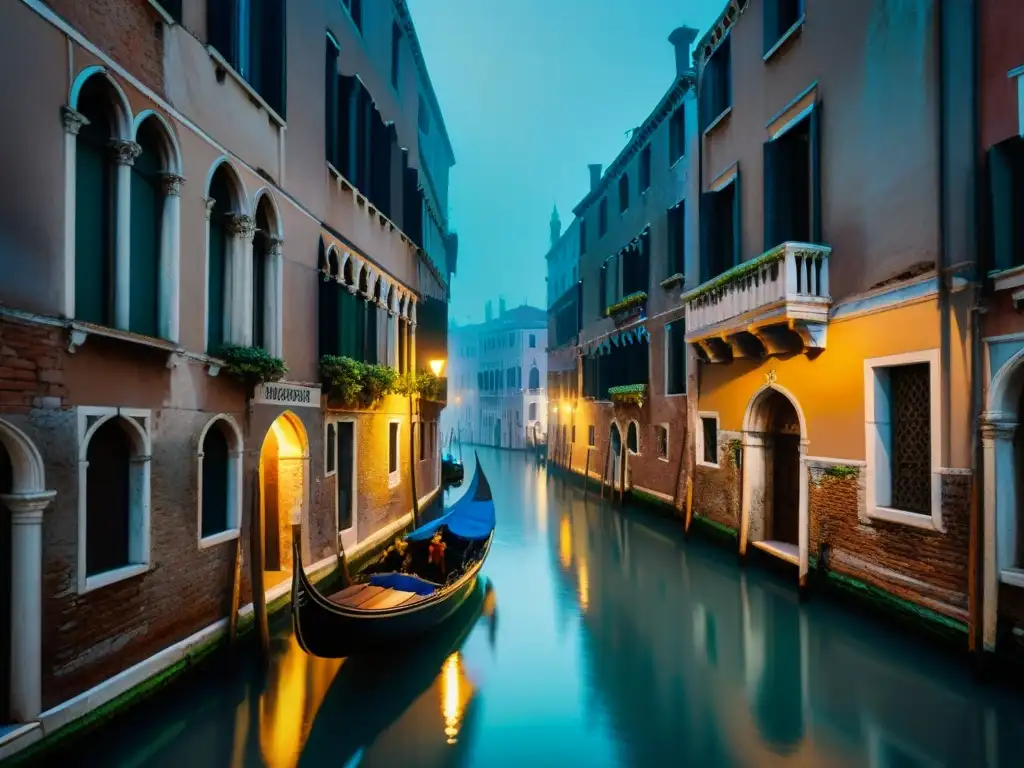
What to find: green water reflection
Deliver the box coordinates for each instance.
[36,447,1024,767]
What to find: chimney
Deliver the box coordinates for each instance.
[499,297,507,317]
[485,300,493,323]
[588,164,603,191]
[668,26,699,78]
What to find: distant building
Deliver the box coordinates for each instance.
[445,304,548,449]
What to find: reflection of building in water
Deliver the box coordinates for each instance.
[544,482,1024,765]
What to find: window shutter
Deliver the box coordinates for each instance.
[261,0,286,116]
[325,40,339,167]
[337,75,355,179]
[763,0,779,53]
[810,103,822,242]
[989,146,1014,272]
[763,141,778,250]
[599,265,607,316]
[700,191,712,282]
[207,0,238,65]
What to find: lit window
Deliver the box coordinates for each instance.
[388,421,400,488]
[698,413,719,468]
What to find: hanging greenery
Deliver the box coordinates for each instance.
[319,355,364,406]
[320,356,440,409]
[604,291,648,318]
[608,383,646,407]
[393,371,442,401]
[216,344,287,386]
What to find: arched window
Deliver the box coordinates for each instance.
[252,191,283,355]
[627,421,639,453]
[74,75,122,327]
[198,415,243,545]
[205,161,247,354]
[78,407,151,591]
[129,117,173,338]
[529,366,540,390]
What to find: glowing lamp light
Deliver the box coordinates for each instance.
[552,406,559,414]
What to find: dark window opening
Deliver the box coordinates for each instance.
[989,137,1024,272]
[656,426,668,459]
[588,425,596,446]
[669,106,686,165]
[201,423,231,538]
[206,168,235,353]
[764,0,803,53]
[598,264,608,318]
[86,419,132,576]
[668,201,685,276]
[702,176,739,281]
[326,423,336,473]
[129,118,165,338]
[701,417,718,465]
[622,230,650,296]
[700,36,731,132]
[529,402,537,420]
[584,342,649,401]
[580,218,587,255]
[154,0,182,22]
[529,334,536,348]
[529,366,540,390]
[325,36,340,166]
[627,422,639,453]
[619,174,630,213]
[599,198,608,237]
[207,0,287,117]
[889,363,931,515]
[419,421,426,460]
[389,423,399,474]
[639,146,652,192]
[763,109,819,250]
[666,321,686,395]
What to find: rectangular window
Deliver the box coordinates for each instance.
[669,106,685,165]
[580,218,587,255]
[656,425,669,460]
[388,421,400,486]
[763,109,820,249]
[700,36,732,131]
[619,174,630,213]
[764,0,804,54]
[599,198,608,237]
[666,321,686,395]
[571,425,576,443]
[418,421,426,461]
[988,138,1024,272]
[588,425,596,447]
[701,173,740,281]
[207,0,287,117]
[529,334,536,348]
[667,201,685,276]
[345,0,363,33]
[698,414,719,467]
[865,351,940,529]
[325,35,340,166]
[325,423,337,475]
[529,402,537,420]
[391,22,401,90]
[639,146,652,192]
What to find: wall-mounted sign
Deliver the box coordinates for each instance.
[254,382,321,408]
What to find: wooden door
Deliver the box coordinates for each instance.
[772,434,800,545]
[337,422,354,534]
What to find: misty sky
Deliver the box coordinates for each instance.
[407,0,723,325]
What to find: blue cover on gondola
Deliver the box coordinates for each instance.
[368,572,438,595]
[406,460,495,543]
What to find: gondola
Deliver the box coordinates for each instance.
[442,452,465,486]
[292,455,495,658]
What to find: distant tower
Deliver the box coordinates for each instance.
[499,297,507,317]
[485,300,493,323]
[549,203,561,249]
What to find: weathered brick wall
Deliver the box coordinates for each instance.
[40,406,244,707]
[0,317,67,413]
[809,466,971,619]
[998,583,1024,630]
[48,0,165,95]
[692,432,741,531]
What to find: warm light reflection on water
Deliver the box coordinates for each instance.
[559,514,572,569]
[577,560,590,612]
[442,653,463,744]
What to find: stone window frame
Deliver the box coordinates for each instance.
[76,406,153,594]
[196,414,245,550]
[697,411,720,469]
[326,414,358,550]
[863,349,944,532]
[388,418,402,489]
[324,421,337,478]
[655,423,670,462]
[627,419,641,456]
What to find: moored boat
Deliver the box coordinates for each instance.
[291,455,495,658]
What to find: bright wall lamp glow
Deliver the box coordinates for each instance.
[429,359,446,376]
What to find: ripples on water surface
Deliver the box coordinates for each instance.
[40,447,1024,767]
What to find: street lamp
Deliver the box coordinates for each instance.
[429,359,446,377]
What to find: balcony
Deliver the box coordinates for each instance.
[682,242,831,362]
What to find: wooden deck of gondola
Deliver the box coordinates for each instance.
[327,583,430,611]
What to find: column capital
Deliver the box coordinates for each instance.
[265,234,284,256]
[0,490,56,524]
[61,105,89,135]
[108,139,143,166]
[161,173,186,197]
[205,197,217,220]
[226,213,256,241]
[981,420,1017,442]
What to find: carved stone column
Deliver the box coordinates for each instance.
[160,174,185,342]
[981,419,1017,652]
[62,107,89,320]
[225,214,256,346]
[266,235,284,357]
[0,491,55,721]
[109,139,142,331]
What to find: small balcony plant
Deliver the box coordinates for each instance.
[604,291,648,318]
[608,383,646,408]
[216,344,287,391]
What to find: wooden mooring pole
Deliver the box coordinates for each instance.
[248,470,270,658]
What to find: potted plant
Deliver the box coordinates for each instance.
[217,344,287,393]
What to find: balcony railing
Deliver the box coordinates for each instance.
[682,242,832,362]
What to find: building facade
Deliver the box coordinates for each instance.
[444,303,547,449]
[553,25,699,502]
[684,0,977,620]
[978,0,1024,655]
[0,0,453,751]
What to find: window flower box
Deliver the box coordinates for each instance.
[608,383,646,408]
[605,291,648,327]
[660,273,684,290]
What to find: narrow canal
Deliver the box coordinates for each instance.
[35,447,1024,767]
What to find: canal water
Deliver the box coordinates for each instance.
[33,447,1024,767]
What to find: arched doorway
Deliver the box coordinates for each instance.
[259,413,308,590]
[741,386,807,579]
[609,423,623,491]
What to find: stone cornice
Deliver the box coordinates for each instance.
[573,74,696,217]
[695,0,749,70]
